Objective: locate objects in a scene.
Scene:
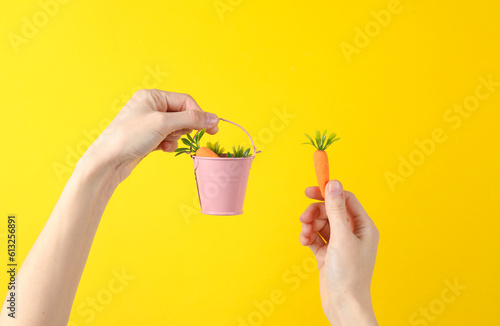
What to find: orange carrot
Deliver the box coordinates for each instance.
[304,130,341,199]
[195,147,219,157]
[313,150,329,198]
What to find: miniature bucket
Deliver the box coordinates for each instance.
[192,118,259,216]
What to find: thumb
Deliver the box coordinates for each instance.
[161,110,219,134]
[325,180,351,239]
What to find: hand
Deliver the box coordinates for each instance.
[299,180,379,325]
[0,89,221,326]
[81,89,219,183]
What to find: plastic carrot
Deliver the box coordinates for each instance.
[194,147,219,157]
[206,141,225,156]
[175,129,219,157]
[303,130,341,198]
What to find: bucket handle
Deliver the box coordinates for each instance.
[190,118,260,157]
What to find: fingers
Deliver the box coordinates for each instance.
[299,202,330,257]
[301,181,379,257]
[300,202,327,223]
[344,191,379,242]
[205,125,219,135]
[299,232,326,256]
[153,129,192,152]
[305,186,324,201]
[134,89,220,135]
[163,134,183,142]
[170,128,192,137]
[300,203,329,231]
[155,92,218,135]
[160,110,219,136]
[344,191,368,218]
[324,180,351,240]
[154,140,178,152]
[137,90,200,113]
[301,220,330,243]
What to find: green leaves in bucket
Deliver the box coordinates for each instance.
[206,141,225,156]
[174,129,252,158]
[227,145,251,158]
[175,129,208,156]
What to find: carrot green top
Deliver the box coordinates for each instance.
[175,130,253,157]
[175,129,206,156]
[303,130,340,151]
[206,141,225,156]
[227,145,252,158]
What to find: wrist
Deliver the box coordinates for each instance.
[74,151,121,191]
[328,292,377,326]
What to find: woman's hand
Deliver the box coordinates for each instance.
[299,180,379,326]
[82,89,219,183]
[0,89,219,326]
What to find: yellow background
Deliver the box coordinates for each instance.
[1,0,499,325]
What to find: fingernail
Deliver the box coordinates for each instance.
[327,180,343,197]
[205,113,218,126]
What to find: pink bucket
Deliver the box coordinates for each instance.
[192,119,259,216]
